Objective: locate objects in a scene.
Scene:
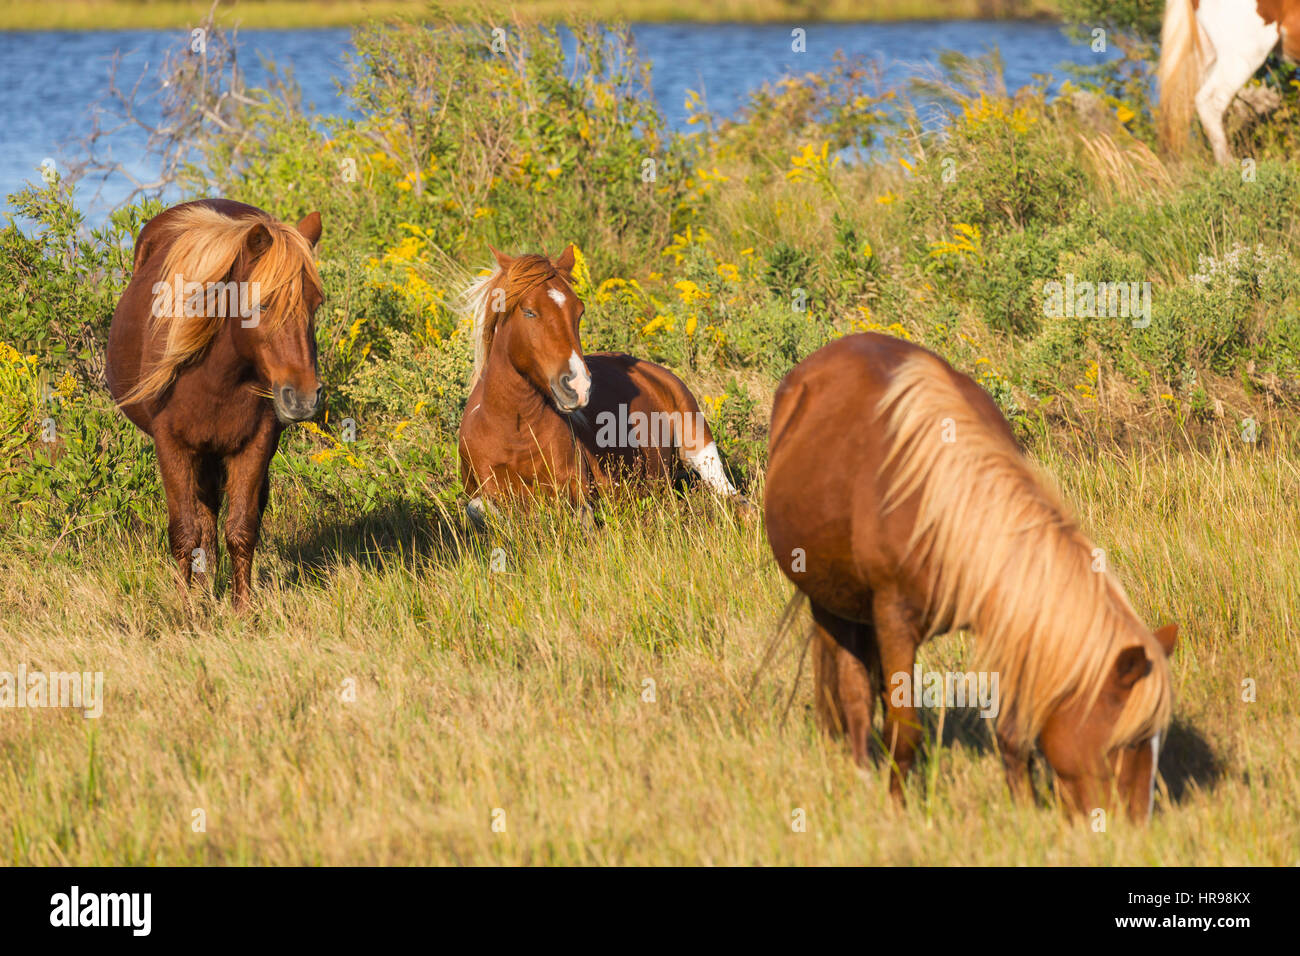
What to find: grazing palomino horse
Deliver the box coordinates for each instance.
[1159,0,1297,163]
[764,334,1178,821]
[106,199,325,609]
[458,246,741,521]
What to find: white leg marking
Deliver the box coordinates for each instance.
[1194,0,1281,163]
[467,496,500,527]
[684,440,737,496]
[1148,732,1160,818]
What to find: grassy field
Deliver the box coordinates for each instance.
[0,0,1060,31]
[0,431,1295,864]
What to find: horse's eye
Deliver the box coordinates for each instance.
[523,309,538,318]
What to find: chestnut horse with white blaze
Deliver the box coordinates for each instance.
[106,199,325,608]
[764,334,1177,821]
[458,246,741,520]
[1159,0,1300,163]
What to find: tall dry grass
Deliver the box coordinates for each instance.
[0,431,1294,864]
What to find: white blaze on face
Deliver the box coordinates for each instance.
[684,441,737,497]
[566,351,591,406]
[547,287,567,307]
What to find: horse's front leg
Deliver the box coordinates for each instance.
[154,434,202,596]
[873,588,924,803]
[223,428,277,611]
[192,454,224,594]
[998,734,1035,806]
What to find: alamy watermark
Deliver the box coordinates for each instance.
[889,667,1000,719]
[50,886,150,936]
[151,277,261,326]
[594,404,709,449]
[0,666,104,718]
[1043,274,1151,328]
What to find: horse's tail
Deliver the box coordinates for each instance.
[1157,0,1204,156]
[749,588,810,722]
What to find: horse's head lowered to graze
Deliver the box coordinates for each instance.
[120,204,325,423]
[467,245,592,413]
[872,348,1180,823]
[1037,623,1178,821]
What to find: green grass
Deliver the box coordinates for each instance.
[0,0,1061,31]
[0,431,1295,864]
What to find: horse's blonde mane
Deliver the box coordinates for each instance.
[119,204,321,405]
[877,352,1171,753]
[462,254,559,388]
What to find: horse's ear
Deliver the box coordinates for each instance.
[554,243,575,276]
[296,211,323,248]
[245,222,274,258]
[1153,623,1178,656]
[489,245,513,271]
[1113,645,1152,691]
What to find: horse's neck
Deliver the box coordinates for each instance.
[477,341,550,424]
[200,319,258,390]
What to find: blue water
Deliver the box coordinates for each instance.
[0,21,1108,216]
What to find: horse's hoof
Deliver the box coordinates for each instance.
[734,494,759,524]
[466,497,497,529]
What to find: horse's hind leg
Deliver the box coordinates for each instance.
[810,602,878,769]
[1193,22,1276,164]
[668,392,739,498]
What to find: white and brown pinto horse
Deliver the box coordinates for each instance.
[457,246,742,522]
[1159,0,1300,163]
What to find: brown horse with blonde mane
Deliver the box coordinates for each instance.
[458,245,743,521]
[106,199,325,608]
[764,333,1177,821]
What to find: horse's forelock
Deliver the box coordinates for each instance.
[504,255,559,310]
[247,221,322,329]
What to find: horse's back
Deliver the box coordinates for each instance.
[765,334,982,614]
[769,333,918,465]
[770,333,1011,461]
[585,351,703,416]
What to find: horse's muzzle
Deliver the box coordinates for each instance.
[550,374,588,414]
[274,383,323,423]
